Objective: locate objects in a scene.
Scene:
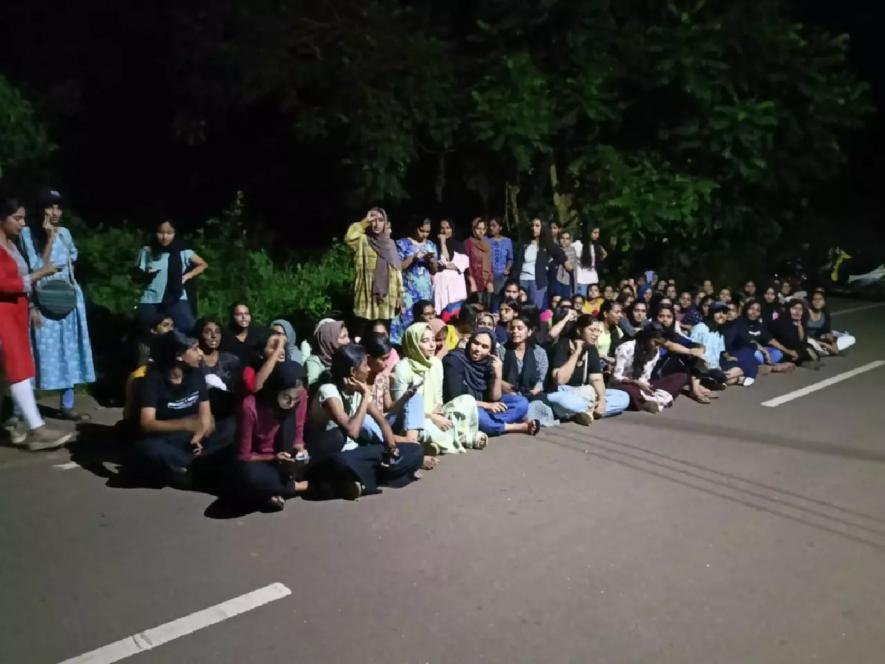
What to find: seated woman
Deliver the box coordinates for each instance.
[611,324,688,413]
[195,317,242,429]
[598,299,625,362]
[392,322,485,454]
[234,361,310,511]
[442,329,540,437]
[721,306,761,385]
[769,298,820,366]
[500,313,558,427]
[654,303,718,403]
[428,317,453,359]
[494,298,518,345]
[738,300,796,372]
[270,318,305,363]
[619,300,649,339]
[807,289,856,356]
[305,319,350,386]
[363,332,401,412]
[760,285,782,325]
[220,303,264,366]
[306,344,424,499]
[132,311,174,368]
[688,304,746,386]
[133,331,231,488]
[242,329,288,395]
[547,315,631,423]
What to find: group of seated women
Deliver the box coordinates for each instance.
[124,273,855,512]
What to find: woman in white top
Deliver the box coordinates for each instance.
[433,218,469,315]
[611,324,688,413]
[572,226,607,296]
[306,344,423,499]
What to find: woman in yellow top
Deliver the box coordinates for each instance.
[345,207,404,324]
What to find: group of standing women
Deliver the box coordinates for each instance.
[1,192,95,450]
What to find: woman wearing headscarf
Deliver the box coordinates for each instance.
[392,322,484,454]
[1,197,72,450]
[427,317,453,359]
[233,361,310,511]
[19,188,96,421]
[134,219,207,332]
[464,217,494,310]
[433,218,470,318]
[345,207,403,327]
[305,319,350,386]
[270,318,303,363]
[442,329,540,437]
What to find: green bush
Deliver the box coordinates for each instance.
[71,214,354,338]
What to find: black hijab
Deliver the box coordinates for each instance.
[502,340,539,396]
[443,328,496,399]
[258,361,306,455]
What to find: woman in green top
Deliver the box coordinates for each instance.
[391,322,486,454]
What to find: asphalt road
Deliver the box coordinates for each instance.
[2,299,885,664]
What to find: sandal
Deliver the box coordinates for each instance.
[265,496,285,512]
[528,419,541,436]
[472,432,489,450]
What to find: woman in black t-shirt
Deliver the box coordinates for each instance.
[133,330,232,488]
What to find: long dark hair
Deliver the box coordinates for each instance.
[363,332,393,359]
[149,218,181,255]
[330,344,367,386]
[579,225,599,268]
[632,324,663,377]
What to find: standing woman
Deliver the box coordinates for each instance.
[389,217,438,344]
[0,198,71,449]
[433,218,469,317]
[134,219,207,333]
[487,216,513,312]
[513,218,565,310]
[19,189,96,421]
[572,225,607,297]
[464,217,494,311]
[345,207,403,329]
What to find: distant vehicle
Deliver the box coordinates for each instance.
[818,247,885,297]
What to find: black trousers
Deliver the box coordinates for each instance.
[236,461,299,504]
[306,428,423,495]
[132,419,234,486]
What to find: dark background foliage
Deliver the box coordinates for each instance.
[0,0,882,282]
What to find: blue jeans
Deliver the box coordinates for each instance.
[754,347,784,364]
[360,393,425,443]
[477,393,529,436]
[547,386,630,419]
[519,279,547,311]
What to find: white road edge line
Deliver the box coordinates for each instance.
[832,302,885,317]
[761,360,885,408]
[53,462,80,470]
[57,582,292,664]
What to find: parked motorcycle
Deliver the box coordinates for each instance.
[817,247,885,297]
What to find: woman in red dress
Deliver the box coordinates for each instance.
[0,198,72,450]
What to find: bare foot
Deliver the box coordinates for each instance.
[422,456,438,470]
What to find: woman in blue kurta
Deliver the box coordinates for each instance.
[20,190,96,420]
[389,217,438,345]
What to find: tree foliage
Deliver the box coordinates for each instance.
[0,74,55,184]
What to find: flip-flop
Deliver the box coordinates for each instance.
[472,432,489,450]
[528,419,542,436]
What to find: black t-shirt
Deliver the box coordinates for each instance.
[550,339,602,387]
[138,368,208,421]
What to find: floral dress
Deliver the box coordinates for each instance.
[389,238,437,344]
[20,226,96,390]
